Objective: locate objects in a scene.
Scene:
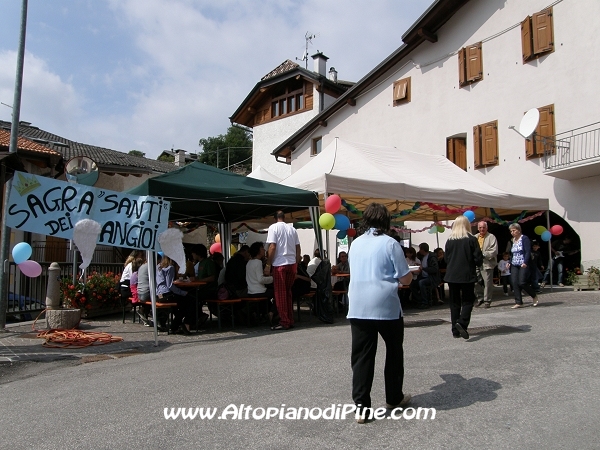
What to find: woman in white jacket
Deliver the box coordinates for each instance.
[246,242,275,322]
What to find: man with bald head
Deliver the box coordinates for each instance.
[475,221,498,308]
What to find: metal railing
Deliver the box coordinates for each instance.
[6,261,123,321]
[31,242,122,264]
[544,121,600,171]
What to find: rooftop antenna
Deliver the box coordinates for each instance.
[296,32,317,69]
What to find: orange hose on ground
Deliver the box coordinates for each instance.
[32,309,124,348]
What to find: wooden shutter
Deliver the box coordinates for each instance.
[537,104,555,155]
[466,43,483,82]
[458,48,466,86]
[448,138,467,171]
[481,121,498,165]
[473,125,481,168]
[521,16,533,62]
[393,77,411,104]
[532,8,554,54]
[454,138,467,171]
[525,105,555,158]
[446,139,454,162]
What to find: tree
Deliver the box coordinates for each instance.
[157,153,174,163]
[198,126,252,173]
[128,150,145,158]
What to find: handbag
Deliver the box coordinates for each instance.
[217,283,236,300]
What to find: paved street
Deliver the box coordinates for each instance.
[1,288,599,449]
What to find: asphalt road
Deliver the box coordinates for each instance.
[1,292,599,449]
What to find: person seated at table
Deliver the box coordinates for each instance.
[246,242,275,322]
[410,243,440,309]
[211,251,225,281]
[190,244,217,295]
[434,247,447,303]
[307,249,322,289]
[129,257,144,305]
[332,251,350,291]
[401,247,421,307]
[225,245,251,298]
[156,256,192,335]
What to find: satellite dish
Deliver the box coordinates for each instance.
[65,156,99,186]
[519,108,540,138]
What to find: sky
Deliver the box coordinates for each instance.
[0,0,432,160]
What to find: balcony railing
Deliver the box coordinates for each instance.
[543,122,600,177]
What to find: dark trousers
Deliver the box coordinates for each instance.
[350,318,405,410]
[448,282,475,336]
[500,275,512,293]
[511,265,537,304]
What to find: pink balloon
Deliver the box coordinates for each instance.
[210,243,221,255]
[325,195,342,214]
[550,225,563,236]
[19,260,42,278]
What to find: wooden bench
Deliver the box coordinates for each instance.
[207,299,242,330]
[332,290,348,315]
[296,291,315,322]
[240,297,269,326]
[144,301,178,333]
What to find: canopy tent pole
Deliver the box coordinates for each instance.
[218,223,232,262]
[546,210,553,292]
[310,206,323,258]
[147,250,158,346]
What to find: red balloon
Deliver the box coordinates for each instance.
[210,243,221,255]
[325,195,342,214]
[550,225,563,236]
[347,228,357,237]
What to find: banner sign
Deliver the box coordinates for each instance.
[7,172,170,251]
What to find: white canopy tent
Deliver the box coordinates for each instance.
[280,138,549,221]
[247,165,282,183]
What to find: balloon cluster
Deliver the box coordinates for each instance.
[12,242,42,278]
[320,195,356,239]
[534,224,563,242]
[209,242,237,256]
[463,210,476,222]
[428,224,445,234]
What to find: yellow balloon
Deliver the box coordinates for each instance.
[230,244,237,255]
[319,213,335,230]
[215,234,221,243]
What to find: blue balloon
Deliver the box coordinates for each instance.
[333,214,351,231]
[336,230,347,239]
[463,211,476,222]
[541,230,552,242]
[12,242,32,264]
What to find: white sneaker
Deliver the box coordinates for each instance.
[386,394,412,409]
[511,304,524,309]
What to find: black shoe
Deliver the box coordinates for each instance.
[476,300,485,307]
[178,325,191,335]
[453,334,461,338]
[455,322,469,340]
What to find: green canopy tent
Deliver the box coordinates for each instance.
[127,162,321,345]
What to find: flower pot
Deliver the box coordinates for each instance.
[573,274,600,291]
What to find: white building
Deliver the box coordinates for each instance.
[252,0,600,269]
[230,54,353,181]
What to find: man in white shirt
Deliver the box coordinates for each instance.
[266,211,301,330]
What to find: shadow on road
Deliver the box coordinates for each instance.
[466,324,531,342]
[412,373,502,410]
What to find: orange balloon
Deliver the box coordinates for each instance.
[215,234,221,243]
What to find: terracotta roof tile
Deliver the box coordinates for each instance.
[0,129,61,155]
[261,60,300,81]
[0,121,177,173]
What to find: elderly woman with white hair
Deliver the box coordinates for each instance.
[508,223,539,308]
[444,215,483,340]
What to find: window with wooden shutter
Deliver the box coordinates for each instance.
[458,42,483,88]
[447,137,467,171]
[311,137,322,156]
[525,104,555,159]
[393,77,411,106]
[522,7,554,63]
[473,121,498,168]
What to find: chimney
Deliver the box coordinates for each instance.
[174,149,186,167]
[312,51,328,76]
[328,67,338,83]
